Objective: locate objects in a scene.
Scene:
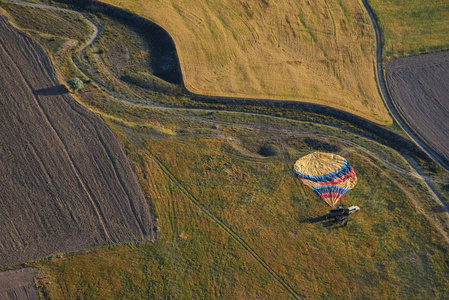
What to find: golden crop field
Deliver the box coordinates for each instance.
[100,0,391,125]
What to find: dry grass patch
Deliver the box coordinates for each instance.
[100,0,391,124]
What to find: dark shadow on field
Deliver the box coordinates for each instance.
[432,206,448,213]
[300,214,348,228]
[299,215,328,224]
[191,94,434,162]
[34,85,68,96]
[85,2,183,85]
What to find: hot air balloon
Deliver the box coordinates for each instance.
[293,152,357,207]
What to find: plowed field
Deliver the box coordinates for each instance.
[0,14,154,267]
[385,51,449,165]
[0,268,39,300]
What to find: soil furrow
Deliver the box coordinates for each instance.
[359,0,449,171]
[0,12,154,267]
[0,34,114,243]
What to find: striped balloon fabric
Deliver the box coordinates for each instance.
[293,152,357,207]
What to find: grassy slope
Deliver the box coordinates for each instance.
[37,110,449,299]
[99,0,391,125]
[366,0,449,59]
[2,1,449,299]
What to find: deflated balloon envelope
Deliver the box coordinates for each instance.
[293,152,357,207]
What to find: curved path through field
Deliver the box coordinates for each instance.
[385,52,449,169]
[359,0,449,172]
[4,0,99,51]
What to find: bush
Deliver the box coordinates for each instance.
[67,77,84,93]
[258,144,278,157]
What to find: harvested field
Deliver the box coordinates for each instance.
[385,51,449,166]
[0,14,154,267]
[0,268,39,300]
[99,0,391,125]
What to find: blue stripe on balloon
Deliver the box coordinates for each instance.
[293,160,353,183]
[312,186,350,195]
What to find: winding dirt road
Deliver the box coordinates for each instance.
[4,0,99,51]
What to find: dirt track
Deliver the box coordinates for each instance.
[0,14,154,267]
[0,268,39,300]
[385,51,449,166]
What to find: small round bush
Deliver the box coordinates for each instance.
[67,77,84,93]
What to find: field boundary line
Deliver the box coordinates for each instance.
[7,0,433,164]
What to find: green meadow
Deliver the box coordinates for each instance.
[366,0,449,59]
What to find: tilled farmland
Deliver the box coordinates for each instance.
[0,268,39,300]
[385,51,449,165]
[0,15,154,267]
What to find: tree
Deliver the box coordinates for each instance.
[67,77,84,93]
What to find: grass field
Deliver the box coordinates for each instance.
[35,109,449,299]
[365,0,449,59]
[2,1,449,299]
[98,0,391,125]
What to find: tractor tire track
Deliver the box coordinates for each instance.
[365,158,449,245]
[146,150,303,299]
[0,3,156,267]
[3,0,99,52]
[74,0,449,242]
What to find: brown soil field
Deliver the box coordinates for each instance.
[385,51,449,166]
[0,268,39,300]
[99,0,391,125]
[0,14,154,267]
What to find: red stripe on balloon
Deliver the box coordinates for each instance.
[319,192,345,200]
[318,169,356,185]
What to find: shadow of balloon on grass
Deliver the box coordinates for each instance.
[299,214,348,229]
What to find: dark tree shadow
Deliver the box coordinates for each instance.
[34,85,68,96]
